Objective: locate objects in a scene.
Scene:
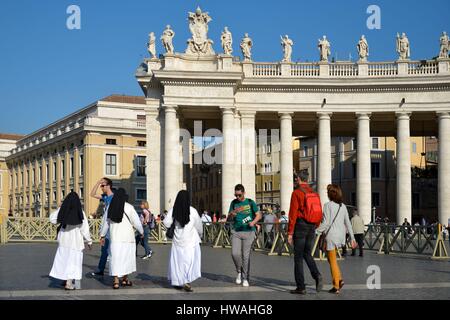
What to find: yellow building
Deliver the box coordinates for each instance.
[5,95,148,217]
[0,134,24,222]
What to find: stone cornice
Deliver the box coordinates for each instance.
[238,84,450,93]
[160,80,238,87]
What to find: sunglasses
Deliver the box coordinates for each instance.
[100,185,106,188]
[234,193,243,198]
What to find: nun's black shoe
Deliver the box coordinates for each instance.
[183,284,194,292]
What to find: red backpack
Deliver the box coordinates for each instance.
[298,186,323,224]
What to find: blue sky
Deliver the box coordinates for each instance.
[0,0,449,135]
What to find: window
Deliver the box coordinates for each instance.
[46,164,49,181]
[39,166,42,182]
[264,182,267,191]
[61,160,65,179]
[61,190,65,199]
[136,156,146,177]
[79,154,84,176]
[371,162,380,178]
[303,146,308,157]
[137,115,146,127]
[268,181,273,191]
[412,142,417,154]
[136,189,146,200]
[53,191,57,202]
[15,173,18,186]
[137,141,146,147]
[372,192,380,207]
[105,154,117,175]
[351,192,357,207]
[53,162,57,181]
[106,139,117,145]
[79,187,84,198]
[70,157,74,178]
[412,193,420,209]
[27,170,30,184]
[372,138,379,150]
[352,138,357,151]
[352,163,357,179]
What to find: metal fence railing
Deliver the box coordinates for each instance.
[1,218,448,259]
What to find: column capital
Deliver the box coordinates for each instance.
[436,111,450,119]
[355,112,372,120]
[278,112,293,120]
[162,105,178,113]
[395,111,411,120]
[316,112,332,120]
[239,110,256,119]
[220,106,234,115]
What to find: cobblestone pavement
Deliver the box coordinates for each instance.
[0,243,449,300]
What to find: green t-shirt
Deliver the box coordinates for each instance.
[229,198,259,232]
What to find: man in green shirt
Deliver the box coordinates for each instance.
[228,184,262,287]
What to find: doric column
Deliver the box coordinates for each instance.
[241,111,256,201]
[146,106,162,214]
[221,107,236,216]
[279,113,293,213]
[234,112,242,185]
[396,112,412,225]
[163,105,180,211]
[356,113,372,224]
[317,112,332,205]
[438,112,450,225]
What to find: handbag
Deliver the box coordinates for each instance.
[318,204,342,252]
[166,223,175,239]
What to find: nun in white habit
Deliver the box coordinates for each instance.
[163,190,203,292]
[49,191,92,290]
[100,188,143,289]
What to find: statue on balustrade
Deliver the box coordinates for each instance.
[185,7,215,55]
[221,27,233,55]
[281,35,294,62]
[318,36,331,62]
[357,35,369,62]
[439,31,449,59]
[147,32,156,59]
[396,32,410,60]
[240,33,253,61]
[161,25,175,54]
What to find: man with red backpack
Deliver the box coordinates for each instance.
[287,171,323,294]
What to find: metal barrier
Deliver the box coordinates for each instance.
[1,218,448,259]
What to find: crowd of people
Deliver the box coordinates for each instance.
[48,172,376,295]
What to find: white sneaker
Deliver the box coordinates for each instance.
[235,273,242,285]
[242,280,249,287]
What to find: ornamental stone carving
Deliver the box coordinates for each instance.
[161,25,175,54]
[147,32,156,59]
[185,7,215,55]
[281,35,294,62]
[240,33,253,61]
[396,32,410,60]
[439,31,449,59]
[318,36,331,62]
[357,35,369,62]
[221,27,233,55]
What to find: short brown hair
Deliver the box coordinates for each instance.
[327,184,343,204]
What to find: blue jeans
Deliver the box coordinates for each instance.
[136,225,152,256]
[97,237,110,273]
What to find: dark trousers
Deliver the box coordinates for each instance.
[136,225,152,256]
[97,237,110,272]
[293,220,321,290]
[352,233,364,256]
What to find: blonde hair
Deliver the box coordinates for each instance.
[141,200,149,209]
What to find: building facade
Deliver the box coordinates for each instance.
[138,8,450,226]
[5,95,148,217]
[0,134,24,221]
